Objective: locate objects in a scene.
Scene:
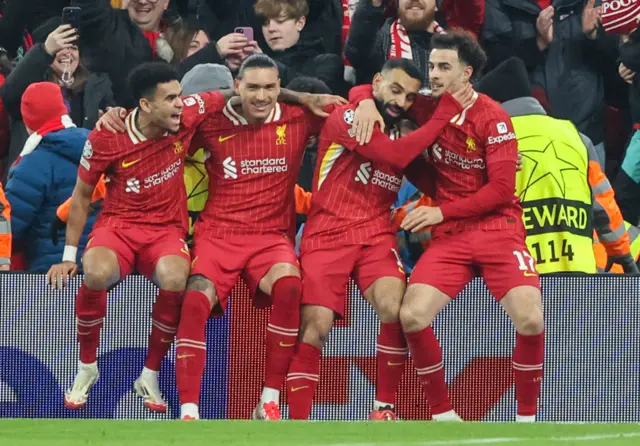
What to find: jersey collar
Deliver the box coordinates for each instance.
[222,99,282,126]
[126,108,148,145]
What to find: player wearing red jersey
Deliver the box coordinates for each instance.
[46,63,229,412]
[353,31,544,422]
[285,58,474,421]
[174,54,347,421]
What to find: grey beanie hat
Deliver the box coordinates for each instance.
[181,63,234,95]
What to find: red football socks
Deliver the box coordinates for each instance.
[264,276,302,390]
[175,290,210,405]
[375,321,408,406]
[405,326,453,415]
[286,342,321,420]
[513,332,544,416]
[75,284,107,364]
[145,289,182,371]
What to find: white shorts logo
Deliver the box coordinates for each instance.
[82,140,93,159]
[355,161,372,184]
[126,178,140,193]
[497,122,508,134]
[223,156,238,179]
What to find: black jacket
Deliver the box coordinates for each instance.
[0,42,114,168]
[198,0,343,56]
[482,0,620,145]
[269,38,345,95]
[345,0,435,85]
[619,32,640,125]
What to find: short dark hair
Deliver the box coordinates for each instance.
[431,29,487,78]
[237,54,279,80]
[286,76,332,94]
[128,62,180,103]
[381,58,423,85]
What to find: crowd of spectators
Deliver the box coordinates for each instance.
[0,0,639,275]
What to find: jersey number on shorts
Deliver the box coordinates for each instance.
[512,250,537,276]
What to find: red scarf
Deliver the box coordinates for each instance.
[342,0,352,66]
[389,19,446,60]
[143,31,161,58]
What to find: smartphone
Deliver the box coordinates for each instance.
[234,27,254,42]
[62,6,82,31]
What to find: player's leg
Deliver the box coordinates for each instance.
[399,236,473,421]
[174,235,239,420]
[476,231,543,422]
[356,240,408,420]
[246,237,303,420]
[286,245,355,420]
[66,230,132,409]
[133,232,191,412]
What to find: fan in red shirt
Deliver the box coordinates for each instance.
[46,62,230,413]
[352,30,544,422]
[285,58,474,421]
[175,54,348,421]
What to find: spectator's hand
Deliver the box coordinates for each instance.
[372,0,384,7]
[244,41,262,57]
[619,63,636,84]
[300,94,348,118]
[44,25,78,56]
[401,206,443,231]
[354,99,385,145]
[451,83,475,109]
[216,33,249,58]
[0,264,9,271]
[582,0,602,40]
[517,152,524,171]
[536,6,554,50]
[226,56,243,72]
[46,261,79,289]
[96,107,127,133]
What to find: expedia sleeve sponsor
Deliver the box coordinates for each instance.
[513,114,596,274]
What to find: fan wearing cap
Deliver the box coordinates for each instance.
[3,82,94,273]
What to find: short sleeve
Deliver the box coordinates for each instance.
[77,133,112,187]
[182,91,227,127]
[482,111,518,166]
[319,106,362,151]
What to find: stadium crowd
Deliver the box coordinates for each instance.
[0,0,639,421]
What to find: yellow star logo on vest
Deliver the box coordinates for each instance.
[173,141,183,154]
[465,136,476,152]
[276,124,287,145]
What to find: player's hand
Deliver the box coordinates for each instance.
[301,94,348,118]
[401,206,443,232]
[516,152,524,171]
[46,262,79,289]
[96,107,127,133]
[451,84,475,109]
[353,99,385,145]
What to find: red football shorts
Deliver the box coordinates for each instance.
[190,233,299,317]
[84,226,190,281]
[409,229,541,300]
[300,235,406,318]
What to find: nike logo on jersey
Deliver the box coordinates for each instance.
[218,135,237,143]
[122,159,141,168]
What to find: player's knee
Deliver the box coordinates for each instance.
[187,275,217,304]
[375,295,402,323]
[155,260,189,292]
[299,308,332,349]
[515,307,544,336]
[399,296,430,333]
[83,258,117,290]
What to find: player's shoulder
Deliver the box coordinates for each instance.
[473,93,510,121]
[277,102,307,120]
[329,103,357,125]
[87,127,121,148]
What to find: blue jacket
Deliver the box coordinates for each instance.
[5,128,95,272]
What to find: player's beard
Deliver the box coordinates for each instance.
[375,98,405,128]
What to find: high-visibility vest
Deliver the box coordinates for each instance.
[513,114,596,274]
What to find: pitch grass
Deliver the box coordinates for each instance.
[1,420,640,446]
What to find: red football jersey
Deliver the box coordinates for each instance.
[78,92,226,231]
[301,104,403,252]
[194,100,324,238]
[414,92,523,236]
